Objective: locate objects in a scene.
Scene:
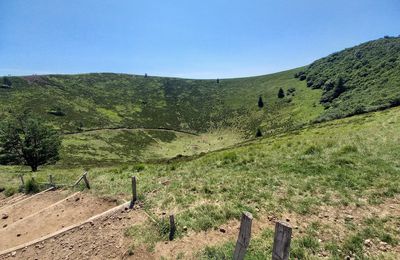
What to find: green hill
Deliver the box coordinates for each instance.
[1,37,400,165]
[0,69,323,165]
[296,36,400,121]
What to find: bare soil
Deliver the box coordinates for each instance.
[0,190,118,252]
[0,190,70,228]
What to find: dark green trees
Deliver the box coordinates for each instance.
[256,128,262,137]
[278,88,285,98]
[3,77,12,86]
[320,77,346,103]
[0,115,61,172]
[258,96,264,108]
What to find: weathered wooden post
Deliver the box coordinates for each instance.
[169,214,176,241]
[19,175,25,186]
[129,176,137,209]
[49,175,55,188]
[272,221,292,260]
[82,172,90,189]
[233,211,253,260]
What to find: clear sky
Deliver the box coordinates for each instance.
[0,0,399,79]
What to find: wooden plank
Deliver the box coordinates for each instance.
[272,221,292,260]
[72,175,84,187]
[129,176,137,209]
[233,211,253,260]
[82,172,90,189]
[169,214,176,241]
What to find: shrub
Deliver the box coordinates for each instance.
[278,88,285,98]
[258,96,264,108]
[4,187,18,197]
[25,178,39,194]
[256,128,262,137]
[304,145,322,155]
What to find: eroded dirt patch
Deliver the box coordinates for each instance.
[0,207,147,260]
[0,190,70,228]
[0,192,118,252]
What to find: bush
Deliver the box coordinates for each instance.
[258,96,264,108]
[25,178,39,194]
[278,88,285,98]
[4,187,18,197]
[256,128,262,137]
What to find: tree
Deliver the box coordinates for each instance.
[144,73,148,78]
[258,96,264,108]
[0,115,61,172]
[256,128,262,137]
[3,77,12,86]
[278,88,285,98]
[216,78,220,84]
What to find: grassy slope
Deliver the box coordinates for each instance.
[299,36,400,121]
[1,106,399,258]
[0,68,324,165]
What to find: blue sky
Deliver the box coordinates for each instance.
[0,0,399,78]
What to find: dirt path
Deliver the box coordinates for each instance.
[0,190,70,228]
[64,127,199,136]
[0,207,147,260]
[0,192,118,252]
[0,194,27,209]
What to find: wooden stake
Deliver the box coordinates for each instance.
[19,175,25,186]
[49,175,55,188]
[129,176,137,209]
[272,221,292,260]
[169,214,176,241]
[82,172,90,189]
[233,212,253,260]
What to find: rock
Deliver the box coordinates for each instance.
[11,251,16,257]
[1,213,8,219]
[183,226,188,231]
[3,224,7,228]
[364,239,372,247]
[75,197,80,202]
[16,233,21,237]
[219,228,226,233]
[345,215,354,220]
[285,218,290,222]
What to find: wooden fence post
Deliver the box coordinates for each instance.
[272,221,292,260]
[49,175,55,188]
[82,172,90,189]
[129,176,137,209]
[19,175,25,186]
[233,211,253,260]
[169,214,176,241]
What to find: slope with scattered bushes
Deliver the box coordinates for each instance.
[296,36,400,121]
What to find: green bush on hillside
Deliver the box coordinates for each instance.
[298,36,400,121]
